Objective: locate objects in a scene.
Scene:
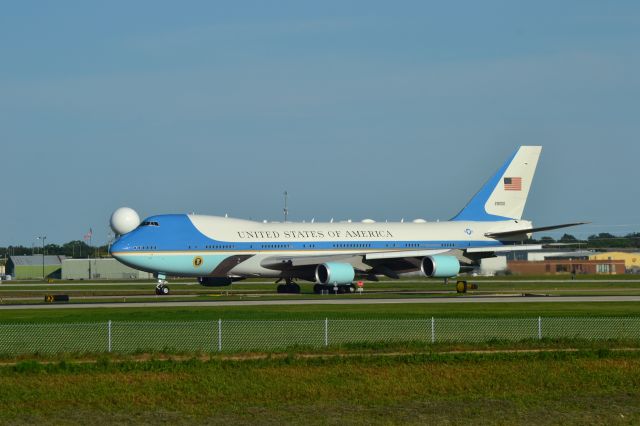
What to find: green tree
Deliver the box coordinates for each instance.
[539,236,556,244]
[559,234,578,243]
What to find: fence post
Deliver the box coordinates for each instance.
[108,320,112,353]
[538,316,542,340]
[218,319,222,352]
[431,317,435,343]
[324,318,328,347]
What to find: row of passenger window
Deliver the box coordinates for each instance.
[130,243,453,251]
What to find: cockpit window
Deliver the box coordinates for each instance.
[140,221,160,227]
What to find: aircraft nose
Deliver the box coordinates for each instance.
[109,238,128,257]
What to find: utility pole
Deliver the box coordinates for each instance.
[283,191,288,223]
[36,236,46,280]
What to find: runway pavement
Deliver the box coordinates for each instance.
[0,295,638,310]
[1,279,639,287]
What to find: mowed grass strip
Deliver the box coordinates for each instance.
[1,301,640,323]
[0,351,639,425]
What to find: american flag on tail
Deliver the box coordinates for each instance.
[503,177,522,191]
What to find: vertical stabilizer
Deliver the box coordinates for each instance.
[451,146,542,221]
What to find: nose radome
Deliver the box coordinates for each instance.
[109,238,127,257]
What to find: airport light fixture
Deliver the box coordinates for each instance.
[36,236,46,280]
[73,241,82,258]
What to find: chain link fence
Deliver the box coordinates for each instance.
[1,317,639,355]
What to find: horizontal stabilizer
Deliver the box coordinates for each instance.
[484,222,588,239]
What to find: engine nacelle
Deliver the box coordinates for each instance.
[421,256,460,278]
[315,262,355,285]
[198,277,239,287]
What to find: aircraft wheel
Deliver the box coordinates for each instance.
[161,286,170,295]
[313,284,322,294]
[277,284,285,293]
[290,283,301,294]
[337,286,346,294]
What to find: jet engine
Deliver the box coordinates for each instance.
[421,256,460,278]
[315,262,355,285]
[198,277,242,287]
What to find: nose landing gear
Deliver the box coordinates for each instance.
[155,275,170,295]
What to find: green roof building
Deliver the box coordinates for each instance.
[62,258,152,280]
[6,255,65,280]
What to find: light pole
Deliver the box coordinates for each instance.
[36,236,46,280]
[283,191,288,223]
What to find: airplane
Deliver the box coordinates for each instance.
[109,146,584,295]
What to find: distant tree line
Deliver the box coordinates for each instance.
[0,240,110,261]
[534,232,640,249]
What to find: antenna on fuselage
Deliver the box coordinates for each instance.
[283,191,288,223]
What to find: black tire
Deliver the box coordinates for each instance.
[277,284,285,293]
[162,286,170,295]
[313,284,322,294]
[337,286,346,294]
[290,283,301,294]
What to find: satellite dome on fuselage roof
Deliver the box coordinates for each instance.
[110,207,141,235]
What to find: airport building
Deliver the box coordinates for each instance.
[62,258,152,280]
[479,256,508,275]
[589,251,640,272]
[508,259,626,275]
[6,255,66,280]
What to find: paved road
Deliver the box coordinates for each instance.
[0,295,638,310]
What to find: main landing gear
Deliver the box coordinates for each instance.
[155,276,170,295]
[276,278,300,294]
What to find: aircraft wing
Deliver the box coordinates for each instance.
[261,254,365,270]
[485,222,588,239]
[259,244,539,279]
[465,244,542,253]
[259,251,422,280]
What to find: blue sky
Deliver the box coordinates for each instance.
[1,1,639,245]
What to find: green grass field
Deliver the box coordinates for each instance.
[2,277,640,424]
[1,302,640,356]
[0,350,639,425]
[1,300,640,323]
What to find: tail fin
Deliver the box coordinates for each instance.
[451,146,542,221]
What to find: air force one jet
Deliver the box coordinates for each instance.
[109,146,584,295]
